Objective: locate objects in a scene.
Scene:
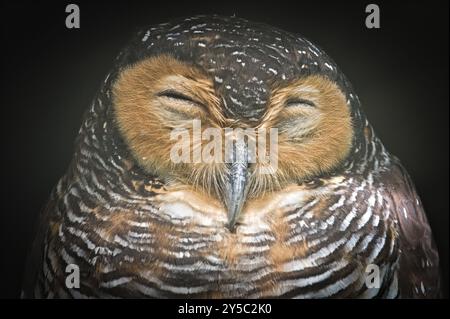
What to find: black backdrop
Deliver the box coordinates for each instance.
[1,0,448,298]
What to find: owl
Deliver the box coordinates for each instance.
[22,15,441,298]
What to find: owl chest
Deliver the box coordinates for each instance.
[49,182,398,298]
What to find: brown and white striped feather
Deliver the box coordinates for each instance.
[25,160,410,298]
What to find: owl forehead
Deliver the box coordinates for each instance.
[134,16,340,121]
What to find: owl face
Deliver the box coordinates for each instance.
[111,16,355,229]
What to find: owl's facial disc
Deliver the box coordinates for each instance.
[113,54,353,229]
[258,75,354,185]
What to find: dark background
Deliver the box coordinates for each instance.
[1,0,448,298]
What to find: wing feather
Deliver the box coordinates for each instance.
[380,159,441,298]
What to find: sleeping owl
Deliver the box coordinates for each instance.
[22,15,441,298]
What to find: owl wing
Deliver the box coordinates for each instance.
[380,158,441,298]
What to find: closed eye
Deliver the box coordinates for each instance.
[285,98,316,108]
[158,89,202,106]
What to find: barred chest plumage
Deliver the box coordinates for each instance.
[37,134,400,298]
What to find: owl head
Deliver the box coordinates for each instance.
[84,15,370,231]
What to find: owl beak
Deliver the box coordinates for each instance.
[224,138,250,232]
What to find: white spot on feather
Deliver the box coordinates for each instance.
[324,62,334,70]
[142,31,150,42]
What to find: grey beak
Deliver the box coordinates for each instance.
[223,137,249,232]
